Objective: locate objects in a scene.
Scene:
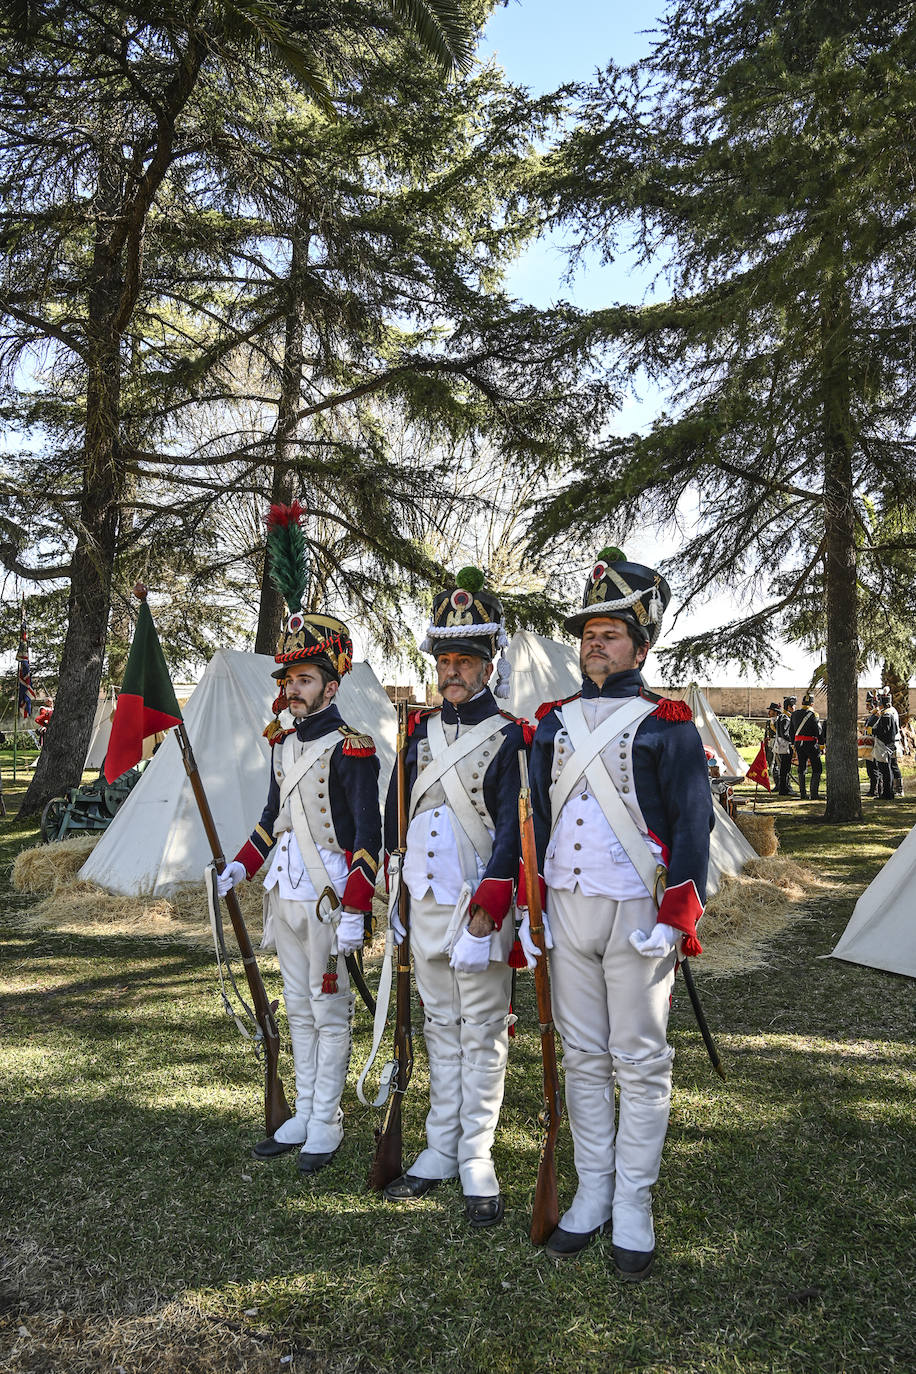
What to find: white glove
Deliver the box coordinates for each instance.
[518,911,554,968]
[335,909,365,956]
[629,923,683,959]
[449,928,492,973]
[216,860,246,897]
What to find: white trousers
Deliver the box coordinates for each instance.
[408,892,513,1197]
[269,891,354,1154]
[548,887,677,1249]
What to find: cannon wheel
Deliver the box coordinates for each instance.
[40,797,68,843]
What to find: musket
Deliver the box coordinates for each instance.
[518,750,562,1245]
[176,721,292,1136]
[367,699,414,1190]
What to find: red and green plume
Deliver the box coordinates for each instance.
[266,501,310,613]
[104,589,182,782]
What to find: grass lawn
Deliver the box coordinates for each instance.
[1,765,914,1372]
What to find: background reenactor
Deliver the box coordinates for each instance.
[862,691,880,796]
[873,687,902,798]
[790,692,822,800]
[774,697,795,795]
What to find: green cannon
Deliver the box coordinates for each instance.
[40,767,144,843]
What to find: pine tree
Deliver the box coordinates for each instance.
[533,0,916,821]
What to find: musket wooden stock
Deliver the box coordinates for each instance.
[518,751,562,1245]
[368,700,414,1190]
[176,723,291,1136]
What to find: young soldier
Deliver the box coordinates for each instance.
[218,603,381,1173]
[524,549,713,1281]
[790,692,822,800]
[382,569,526,1228]
[862,691,880,796]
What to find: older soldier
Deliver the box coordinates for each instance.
[525,549,712,1280]
[218,595,381,1172]
[382,568,526,1227]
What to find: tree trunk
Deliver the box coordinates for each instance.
[255,219,307,655]
[20,152,124,817]
[821,273,862,823]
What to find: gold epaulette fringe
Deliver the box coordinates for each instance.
[340,725,376,757]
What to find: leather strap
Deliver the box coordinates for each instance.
[557,696,663,902]
[549,696,654,823]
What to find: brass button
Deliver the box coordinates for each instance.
[580,792,588,801]
[622,786,630,794]
[471,787,478,793]
[434,810,440,817]
[318,793,325,799]
[472,772,479,779]
[574,843,581,851]
[428,851,435,857]
[623,732,630,739]
[281,843,287,851]
[431,830,438,836]
[573,867,581,875]
[427,872,433,879]
[576,818,584,826]
[320,807,327,813]
[483,751,490,757]
[277,865,283,871]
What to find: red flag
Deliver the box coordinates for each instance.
[104,599,182,782]
[746,741,772,791]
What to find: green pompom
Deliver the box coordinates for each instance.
[597,546,625,564]
[455,566,486,594]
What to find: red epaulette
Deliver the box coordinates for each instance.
[535,692,581,722]
[642,688,692,723]
[407,706,438,737]
[500,710,536,748]
[263,722,294,746]
[340,725,376,758]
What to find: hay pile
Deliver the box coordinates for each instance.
[701,856,832,976]
[11,837,390,951]
[734,809,779,857]
[11,837,265,946]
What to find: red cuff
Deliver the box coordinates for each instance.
[658,878,704,953]
[471,876,513,928]
[235,841,263,880]
[343,868,375,913]
[516,861,546,911]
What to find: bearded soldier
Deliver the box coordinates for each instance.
[218,506,381,1172]
[524,549,712,1281]
[790,692,822,800]
[382,569,526,1228]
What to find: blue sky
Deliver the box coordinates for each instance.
[477,1,821,688]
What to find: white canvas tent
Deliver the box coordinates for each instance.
[505,630,579,724]
[84,686,118,770]
[504,631,754,894]
[829,830,916,977]
[685,683,748,778]
[79,649,396,897]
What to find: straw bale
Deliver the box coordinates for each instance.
[733,810,779,856]
[16,874,267,948]
[700,857,833,977]
[11,835,100,895]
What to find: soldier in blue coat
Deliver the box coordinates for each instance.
[522,549,712,1280]
[382,569,526,1228]
[218,609,381,1172]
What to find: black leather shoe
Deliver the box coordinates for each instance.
[613,1244,655,1282]
[252,1135,299,1159]
[296,1145,340,1176]
[545,1221,607,1259]
[464,1194,504,1228]
[383,1173,441,1201]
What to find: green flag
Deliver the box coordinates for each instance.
[104,599,182,782]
